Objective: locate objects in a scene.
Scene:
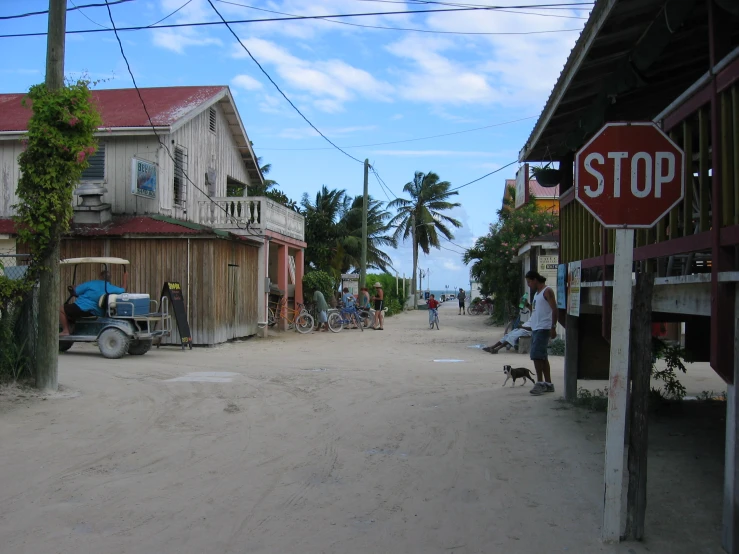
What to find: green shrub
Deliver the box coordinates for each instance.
[0,305,32,383]
[651,339,690,400]
[571,387,608,412]
[303,270,335,302]
[366,273,405,315]
[548,338,565,356]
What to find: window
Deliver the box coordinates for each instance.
[209,107,217,133]
[226,176,246,197]
[80,143,105,181]
[173,146,186,207]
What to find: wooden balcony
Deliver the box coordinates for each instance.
[197,196,304,242]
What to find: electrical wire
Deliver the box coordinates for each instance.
[257,116,536,151]
[214,0,585,35]
[68,0,111,29]
[449,160,518,191]
[146,0,195,28]
[0,0,134,21]
[207,0,364,165]
[102,0,262,236]
[0,3,595,39]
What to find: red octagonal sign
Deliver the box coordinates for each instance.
[575,122,684,228]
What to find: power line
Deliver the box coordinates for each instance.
[257,115,536,151]
[449,160,518,191]
[0,3,595,39]
[207,0,364,165]
[68,0,111,29]
[0,0,134,21]
[214,0,585,35]
[101,0,260,235]
[146,0,195,28]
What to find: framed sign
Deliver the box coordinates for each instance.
[567,261,581,317]
[537,254,559,287]
[556,264,567,309]
[514,164,528,208]
[132,157,158,199]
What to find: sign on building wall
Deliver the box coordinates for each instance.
[514,164,527,208]
[131,158,158,199]
[556,264,567,309]
[538,255,558,288]
[567,261,581,317]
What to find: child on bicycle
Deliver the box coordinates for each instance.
[427,294,440,328]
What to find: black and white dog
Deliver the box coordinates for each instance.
[502,364,536,387]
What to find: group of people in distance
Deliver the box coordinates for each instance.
[312,282,385,333]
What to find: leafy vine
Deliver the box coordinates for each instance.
[0,80,101,312]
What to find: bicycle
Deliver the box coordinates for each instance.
[328,304,364,333]
[429,308,440,330]
[259,297,314,333]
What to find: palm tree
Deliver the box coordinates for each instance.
[300,186,351,273]
[339,195,397,273]
[388,171,462,307]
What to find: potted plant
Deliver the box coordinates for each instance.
[530,163,561,187]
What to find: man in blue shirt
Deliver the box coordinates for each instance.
[60,270,125,335]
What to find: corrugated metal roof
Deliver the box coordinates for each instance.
[504,178,560,199]
[0,86,226,132]
[0,219,15,234]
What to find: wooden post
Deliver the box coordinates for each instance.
[602,228,634,543]
[624,263,654,540]
[360,159,368,289]
[36,0,67,391]
[564,314,579,401]
[723,289,739,553]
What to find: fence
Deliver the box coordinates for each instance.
[0,254,38,381]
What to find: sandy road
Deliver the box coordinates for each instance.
[0,301,725,553]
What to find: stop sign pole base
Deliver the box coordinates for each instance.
[602,228,634,543]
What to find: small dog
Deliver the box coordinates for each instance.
[502,364,536,387]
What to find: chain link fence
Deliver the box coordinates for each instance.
[0,254,38,381]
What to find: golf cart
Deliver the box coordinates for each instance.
[59,257,171,358]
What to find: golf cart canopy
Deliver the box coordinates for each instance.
[60,257,130,265]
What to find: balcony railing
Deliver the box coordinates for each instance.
[197,196,304,242]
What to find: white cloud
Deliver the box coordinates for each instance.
[150,0,223,53]
[232,74,263,91]
[231,37,393,111]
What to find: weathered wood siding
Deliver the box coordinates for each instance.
[57,236,259,345]
[0,100,253,223]
[0,138,23,218]
[167,101,254,224]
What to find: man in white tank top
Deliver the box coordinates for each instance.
[524,270,558,395]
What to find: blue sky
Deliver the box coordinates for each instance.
[0,0,589,291]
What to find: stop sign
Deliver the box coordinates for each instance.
[575,122,684,228]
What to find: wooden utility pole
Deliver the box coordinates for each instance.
[411,213,418,310]
[624,263,654,540]
[36,0,67,391]
[360,159,368,290]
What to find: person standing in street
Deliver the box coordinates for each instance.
[371,282,384,330]
[525,270,558,395]
[457,288,466,315]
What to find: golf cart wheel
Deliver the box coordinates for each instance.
[128,339,153,355]
[59,341,74,352]
[327,312,343,333]
[98,328,130,359]
[296,313,314,334]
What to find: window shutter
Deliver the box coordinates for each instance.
[80,144,105,181]
[209,107,217,133]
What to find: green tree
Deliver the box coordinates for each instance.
[463,185,558,322]
[339,195,397,273]
[301,186,351,275]
[387,171,462,304]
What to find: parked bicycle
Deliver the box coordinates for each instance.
[328,304,364,333]
[258,297,314,333]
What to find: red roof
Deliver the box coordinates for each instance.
[0,86,227,132]
[72,216,208,236]
[0,219,15,234]
[505,178,559,199]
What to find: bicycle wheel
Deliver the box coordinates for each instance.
[354,313,364,332]
[328,312,343,333]
[434,314,440,330]
[296,312,314,334]
[258,307,276,328]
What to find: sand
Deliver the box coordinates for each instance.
[0,301,727,553]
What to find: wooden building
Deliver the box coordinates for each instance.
[0,86,306,345]
[516,0,738,550]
